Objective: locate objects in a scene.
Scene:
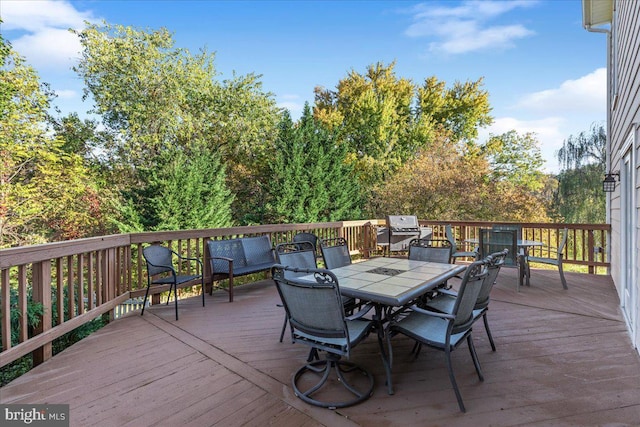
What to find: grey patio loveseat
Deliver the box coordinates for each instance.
[207,235,276,302]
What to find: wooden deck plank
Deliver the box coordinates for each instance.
[2,265,639,426]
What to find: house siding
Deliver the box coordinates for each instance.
[609,0,640,350]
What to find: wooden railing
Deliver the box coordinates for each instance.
[0,220,610,369]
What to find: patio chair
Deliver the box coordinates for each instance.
[292,231,320,257]
[493,223,523,240]
[275,241,319,342]
[445,224,478,263]
[479,228,526,291]
[422,249,509,351]
[526,227,569,290]
[142,244,204,321]
[272,264,375,409]
[320,237,352,269]
[386,259,489,413]
[408,238,452,264]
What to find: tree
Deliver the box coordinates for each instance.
[417,76,492,145]
[314,62,493,195]
[264,105,362,224]
[314,61,431,188]
[554,123,606,223]
[152,147,233,231]
[0,33,114,246]
[481,130,545,191]
[73,22,281,227]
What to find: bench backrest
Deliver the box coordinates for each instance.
[242,235,275,265]
[207,235,274,273]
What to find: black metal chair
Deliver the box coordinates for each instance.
[386,259,489,413]
[423,249,509,351]
[408,238,452,264]
[272,264,375,409]
[320,237,352,269]
[275,241,318,342]
[292,231,320,257]
[142,244,204,321]
[479,228,526,291]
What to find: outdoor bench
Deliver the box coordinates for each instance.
[207,235,276,302]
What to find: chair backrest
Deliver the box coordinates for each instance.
[475,249,508,309]
[445,224,458,252]
[271,265,351,356]
[479,229,518,267]
[408,238,452,264]
[493,224,522,241]
[292,232,319,254]
[450,259,488,334]
[320,237,352,269]
[275,241,317,278]
[143,245,174,277]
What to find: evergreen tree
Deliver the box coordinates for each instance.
[265,104,362,223]
[152,146,234,231]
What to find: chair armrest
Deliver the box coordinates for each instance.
[435,288,458,297]
[346,302,374,320]
[410,305,455,320]
[174,253,204,269]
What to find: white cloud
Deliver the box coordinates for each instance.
[405,0,536,54]
[55,89,77,100]
[12,28,83,71]
[2,0,98,73]
[516,68,607,116]
[1,0,94,31]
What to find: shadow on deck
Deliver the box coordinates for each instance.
[2,266,640,426]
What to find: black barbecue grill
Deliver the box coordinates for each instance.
[377,215,432,254]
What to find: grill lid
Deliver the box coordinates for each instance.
[387,215,419,232]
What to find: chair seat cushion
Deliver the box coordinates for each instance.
[391,311,468,349]
[151,274,201,285]
[232,262,274,276]
[295,319,372,348]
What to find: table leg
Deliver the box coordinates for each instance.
[373,304,394,395]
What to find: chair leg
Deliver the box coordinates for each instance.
[444,346,466,413]
[173,282,179,321]
[279,315,288,343]
[201,278,206,307]
[483,313,496,352]
[558,262,568,290]
[467,335,484,381]
[141,284,151,316]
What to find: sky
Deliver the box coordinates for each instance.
[1,0,608,172]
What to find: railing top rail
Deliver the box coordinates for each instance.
[0,234,131,269]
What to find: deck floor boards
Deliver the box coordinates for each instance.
[2,265,639,426]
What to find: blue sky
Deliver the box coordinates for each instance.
[1,0,607,172]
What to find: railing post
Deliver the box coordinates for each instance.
[362,222,371,258]
[32,261,53,366]
[588,231,595,274]
[1,269,11,352]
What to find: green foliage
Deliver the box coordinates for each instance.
[482,130,545,191]
[73,22,281,226]
[152,146,234,230]
[314,62,493,192]
[264,105,362,223]
[417,76,493,144]
[554,123,606,223]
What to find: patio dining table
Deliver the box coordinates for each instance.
[324,257,467,395]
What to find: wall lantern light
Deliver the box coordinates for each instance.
[602,172,619,193]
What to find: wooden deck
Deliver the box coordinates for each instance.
[2,266,639,426]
